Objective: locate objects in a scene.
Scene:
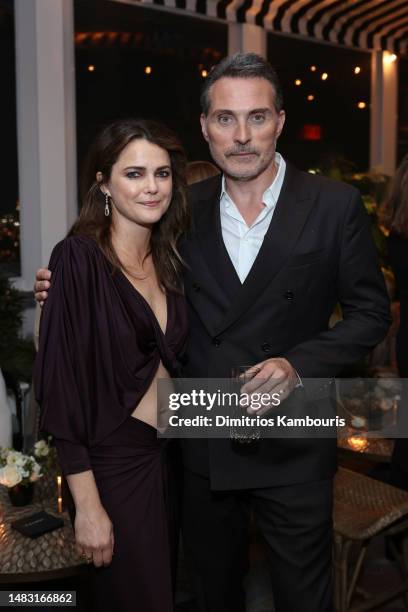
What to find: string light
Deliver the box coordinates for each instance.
[310,65,317,72]
[321,72,328,81]
[201,69,208,78]
[87,65,95,72]
[295,79,302,86]
[307,94,315,101]
[144,66,152,75]
[354,66,361,74]
[357,101,366,109]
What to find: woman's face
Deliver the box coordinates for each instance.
[102,138,173,228]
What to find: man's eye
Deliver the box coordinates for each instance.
[251,114,266,123]
[218,115,233,125]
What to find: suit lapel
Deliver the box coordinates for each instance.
[194,176,242,302]
[214,163,316,335]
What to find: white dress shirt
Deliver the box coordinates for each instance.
[220,153,286,283]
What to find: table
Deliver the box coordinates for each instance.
[0,486,84,583]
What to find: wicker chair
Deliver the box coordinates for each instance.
[334,467,408,611]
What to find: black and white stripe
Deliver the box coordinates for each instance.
[139,0,408,55]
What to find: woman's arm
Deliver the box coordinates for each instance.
[66,471,114,567]
[34,237,114,567]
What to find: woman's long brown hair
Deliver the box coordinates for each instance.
[382,153,408,238]
[70,118,190,292]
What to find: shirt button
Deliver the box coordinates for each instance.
[261,342,271,353]
[212,337,221,347]
[192,283,200,292]
[284,290,294,301]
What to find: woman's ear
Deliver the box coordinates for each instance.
[96,172,110,196]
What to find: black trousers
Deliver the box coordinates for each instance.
[182,469,334,612]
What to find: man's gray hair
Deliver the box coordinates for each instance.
[200,52,284,115]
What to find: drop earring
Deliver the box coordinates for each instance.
[104,193,110,217]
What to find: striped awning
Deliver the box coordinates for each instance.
[139,0,408,55]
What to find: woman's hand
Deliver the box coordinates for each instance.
[75,503,115,568]
[65,470,114,568]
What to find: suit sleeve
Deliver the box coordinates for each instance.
[34,238,94,475]
[283,189,391,383]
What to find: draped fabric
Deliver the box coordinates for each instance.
[34,235,188,473]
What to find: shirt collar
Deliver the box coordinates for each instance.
[220,152,286,210]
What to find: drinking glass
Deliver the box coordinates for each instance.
[229,366,261,443]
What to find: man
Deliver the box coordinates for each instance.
[35,53,390,611]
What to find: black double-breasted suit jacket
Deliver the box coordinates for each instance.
[180,163,391,490]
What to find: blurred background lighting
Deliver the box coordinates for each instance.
[384,53,397,64]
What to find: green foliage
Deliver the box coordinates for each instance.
[0,275,35,382]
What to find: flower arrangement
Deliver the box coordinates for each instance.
[0,448,42,488]
[33,436,57,470]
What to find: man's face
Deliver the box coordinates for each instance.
[200,77,285,182]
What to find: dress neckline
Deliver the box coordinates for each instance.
[116,268,169,337]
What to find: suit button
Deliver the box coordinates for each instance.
[261,342,271,353]
[192,283,200,292]
[212,337,221,347]
[284,290,294,301]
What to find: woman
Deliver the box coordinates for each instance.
[34,118,190,612]
[382,153,408,490]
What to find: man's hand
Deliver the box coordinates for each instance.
[34,268,52,305]
[241,357,298,416]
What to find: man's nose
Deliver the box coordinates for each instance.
[233,121,251,144]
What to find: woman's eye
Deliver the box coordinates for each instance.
[126,171,141,179]
[157,170,171,178]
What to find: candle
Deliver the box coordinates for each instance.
[57,475,62,513]
[347,435,368,452]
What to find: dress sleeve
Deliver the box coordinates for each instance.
[34,237,95,475]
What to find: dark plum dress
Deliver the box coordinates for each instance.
[34,235,188,612]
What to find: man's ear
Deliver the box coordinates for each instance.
[276,110,286,140]
[200,114,210,143]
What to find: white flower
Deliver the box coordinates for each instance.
[34,440,50,457]
[0,465,23,487]
[6,451,24,467]
[29,461,42,482]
